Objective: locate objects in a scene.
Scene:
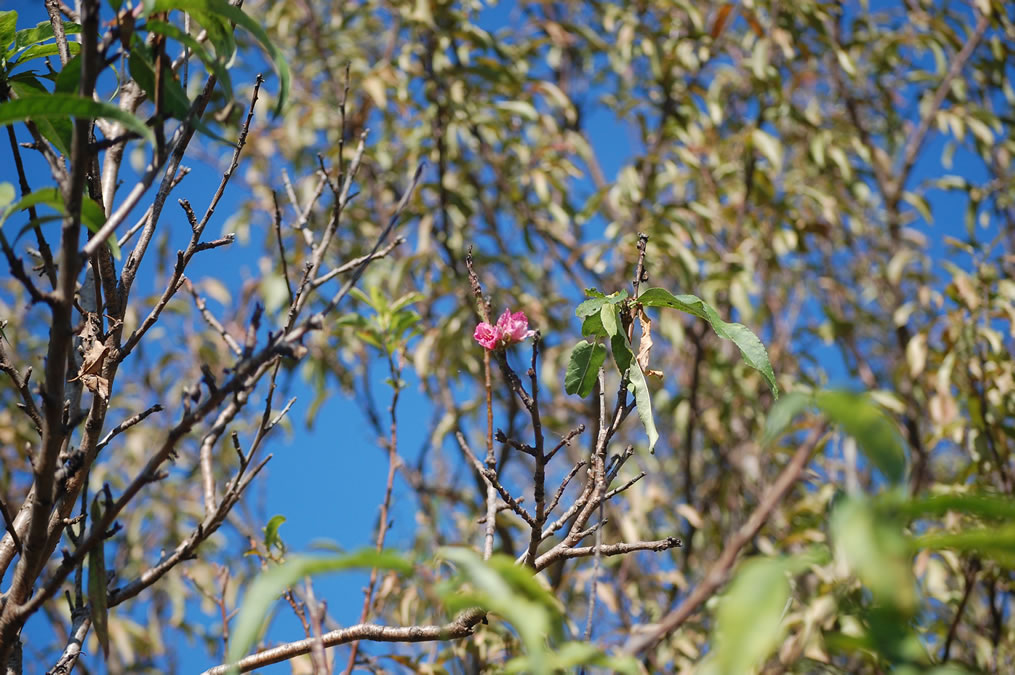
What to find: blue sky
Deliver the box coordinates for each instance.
[2,0,1007,672]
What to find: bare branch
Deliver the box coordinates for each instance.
[95,404,164,452]
[202,608,486,675]
[540,537,681,568]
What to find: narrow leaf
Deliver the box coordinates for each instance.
[624,345,658,452]
[146,0,290,116]
[762,391,813,445]
[262,514,285,551]
[816,391,905,485]
[13,40,80,64]
[899,493,1015,521]
[228,550,412,666]
[1,187,121,259]
[7,77,73,154]
[714,557,791,673]
[0,93,155,145]
[12,20,80,52]
[638,288,778,396]
[0,182,14,210]
[832,498,915,612]
[144,20,233,101]
[564,340,606,398]
[0,11,17,51]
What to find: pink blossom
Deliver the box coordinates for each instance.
[495,309,535,343]
[473,321,500,350]
[473,309,535,350]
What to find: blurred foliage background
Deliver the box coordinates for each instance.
[227,0,1015,669]
[233,0,1014,670]
[2,0,1014,672]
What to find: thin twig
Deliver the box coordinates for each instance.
[185,279,242,357]
[311,238,405,289]
[0,498,22,555]
[95,404,163,452]
[272,192,294,307]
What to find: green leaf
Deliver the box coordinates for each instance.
[12,20,80,53]
[714,557,791,674]
[128,49,189,118]
[146,0,290,116]
[914,525,1015,564]
[439,548,554,673]
[262,514,286,552]
[13,40,80,65]
[751,127,783,173]
[179,8,236,67]
[87,498,110,658]
[575,295,608,318]
[54,52,82,94]
[0,11,17,53]
[638,288,779,396]
[815,391,905,485]
[1,187,121,259]
[564,340,606,398]
[0,93,155,145]
[762,391,813,445]
[580,312,605,337]
[574,288,627,318]
[127,48,235,145]
[7,77,73,155]
[504,643,642,674]
[831,497,915,613]
[899,493,1015,522]
[599,303,619,337]
[228,550,412,666]
[625,345,657,452]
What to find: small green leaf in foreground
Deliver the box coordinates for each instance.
[0,94,155,145]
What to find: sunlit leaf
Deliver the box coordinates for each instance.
[816,391,905,485]
[146,0,290,116]
[831,497,915,613]
[714,557,791,673]
[0,187,120,259]
[228,550,412,667]
[262,514,286,552]
[638,288,778,396]
[439,548,553,673]
[0,11,17,53]
[599,304,658,451]
[762,391,813,445]
[0,93,155,145]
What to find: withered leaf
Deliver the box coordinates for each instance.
[636,310,662,379]
[72,342,109,380]
[80,373,110,401]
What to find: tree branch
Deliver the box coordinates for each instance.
[202,609,487,675]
